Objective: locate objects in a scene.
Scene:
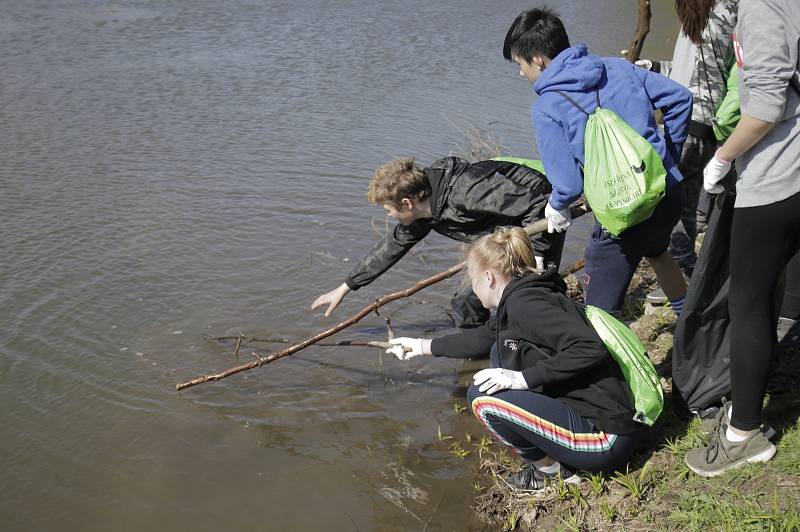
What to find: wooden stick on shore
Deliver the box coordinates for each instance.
[624,0,652,63]
[176,205,589,391]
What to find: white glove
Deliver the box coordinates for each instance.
[703,152,732,194]
[545,202,572,233]
[387,337,425,360]
[634,59,653,70]
[472,368,528,395]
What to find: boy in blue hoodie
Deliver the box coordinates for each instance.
[503,8,692,314]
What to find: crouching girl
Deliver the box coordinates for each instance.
[388,227,642,490]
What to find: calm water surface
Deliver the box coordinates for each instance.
[1,1,676,530]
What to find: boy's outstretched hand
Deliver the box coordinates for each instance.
[311,282,351,316]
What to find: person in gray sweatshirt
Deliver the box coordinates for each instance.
[685,0,800,477]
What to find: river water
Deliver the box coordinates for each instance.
[1,1,676,530]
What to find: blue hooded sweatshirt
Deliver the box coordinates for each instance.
[532,43,692,210]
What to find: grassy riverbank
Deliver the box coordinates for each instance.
[468,263,800,531]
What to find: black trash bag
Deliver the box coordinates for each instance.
[672,182,736,414]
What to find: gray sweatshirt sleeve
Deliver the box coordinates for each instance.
[737,0,800,122]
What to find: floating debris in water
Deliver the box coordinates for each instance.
[172,330,183,335]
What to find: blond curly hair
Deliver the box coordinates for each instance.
[367,158,430,206]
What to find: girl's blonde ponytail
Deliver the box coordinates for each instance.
[468,226,538,279]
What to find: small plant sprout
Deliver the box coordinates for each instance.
[449,440,471,459]
[555,475,570,500]
[474,435,493,458]
[568,483,588,508]
[436,424,452,442]
[662,435,684,455]
[675,463,691,481]
[600,501,618,522]
[497,448,513,467]
[557,511,581,532]
[453,402,467,414]
[612,465,650,500]
[503,510,519,531]
[589,472,604,496]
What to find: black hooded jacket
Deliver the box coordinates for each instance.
[345,157,551,290]
[431,270,640,435]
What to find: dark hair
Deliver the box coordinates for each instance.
[674,0,715,44]
[503,7,570,63]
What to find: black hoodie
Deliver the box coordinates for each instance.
[431,270,640,435]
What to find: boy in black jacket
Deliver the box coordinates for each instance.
[389,228,641,489]
[311,157,564,328]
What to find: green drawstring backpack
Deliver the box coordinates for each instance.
[557,90,667,236]
[490,156,546,176]
[584,305,664,426]
[712,63,740,142]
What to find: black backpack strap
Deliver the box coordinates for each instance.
[555,89,601,116]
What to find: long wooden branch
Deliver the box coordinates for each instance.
[624,0,652,63]
[176,205,589,391]
[176,263,464,390]
[208,335,398,349]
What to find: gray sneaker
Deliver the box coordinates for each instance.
[697,401,729,440]
[697,400,776,443]
[685,422,777,477]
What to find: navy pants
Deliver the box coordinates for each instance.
[583,183,685,312]
[467,346,638,472]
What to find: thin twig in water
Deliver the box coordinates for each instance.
[422,494,444,532]
[205,334,291,344]
[233,336,242,358]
